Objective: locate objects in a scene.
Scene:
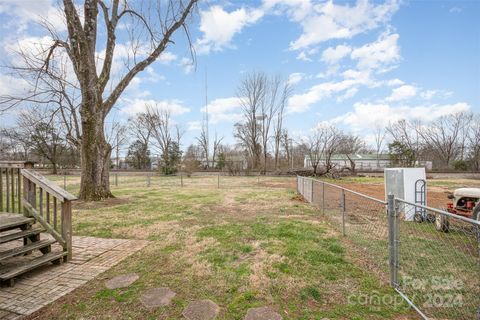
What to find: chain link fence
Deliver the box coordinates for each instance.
[44,173,292,195]
[297,175,480,320]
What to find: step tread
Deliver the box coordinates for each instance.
[0,213,35,232]
[0,239,56,261]
[0,229,45,245]
[0,251,67,280]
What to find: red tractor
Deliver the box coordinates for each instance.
[436,188,480,233]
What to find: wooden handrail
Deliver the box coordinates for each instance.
[21,169,77,202]
[1,162,76,261]
[0,161,35,169]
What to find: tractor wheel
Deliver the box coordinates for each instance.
[435,213,449,233]
[414,213,423,223]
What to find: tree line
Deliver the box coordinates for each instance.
[3,70,478,179]
[0,0,477,202]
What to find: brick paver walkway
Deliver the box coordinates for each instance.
[0,236,148,319]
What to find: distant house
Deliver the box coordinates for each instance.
[199,155,248,170]
[303,154,433,171]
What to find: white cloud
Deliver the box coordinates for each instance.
[288,72,304,85]
[187,121,202,131]
[336,87,358,102]
[180,57,194,74]
[0,74,30,97]
[120,99,190,116]
[386,78,405,86]
[286,0,399,50]
[201,97,243,124]
[449,7,462,13]
[351,32,400,71]
[144,67,166,83]
[420,90,436,100]
[287,77,370,113]
[321,44,352,64]
[158,51,178,64]
[0,0,66,32]
[296,47,319,61]
[334,102,471,131]
[4,35,54,61]
[287,67,377,113]
[196,5,264,54]
[386,84,417,101]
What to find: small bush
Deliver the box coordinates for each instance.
[452,160,468,171]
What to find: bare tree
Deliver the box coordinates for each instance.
[281,130,292,170]
[145,105,183,174]
[259,75,287,174]
[304,130,324,175]
[1,126,32,160]
[387,119,422,167]
[467,114,480,171]
[339,134,366,173]
[235,72,266,169]
[106,121,128,170]
[196,124,209,168]
[373,125,386,168]
[321,125,343,174]
[273,84,292,171]
[2,0,198,200]
[15,108,68,173]
[417,112,469,169]
[128,113,152,150]
[235,72,291,173]
[145,106,172,172]
[212,132,224,169]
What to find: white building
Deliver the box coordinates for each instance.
[303,154,433,171]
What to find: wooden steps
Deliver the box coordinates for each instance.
[0,239,56,261]
[0,251,67,286]
[0,212,65,286]
[0,213,34,232]
[0,228,44,245]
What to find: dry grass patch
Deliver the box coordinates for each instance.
[29,176,416,319]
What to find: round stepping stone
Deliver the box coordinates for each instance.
[182,299,219,320]
[140,287,176,309]
[244,307,282,320]
[105,273,139,289]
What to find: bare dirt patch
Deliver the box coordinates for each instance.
[332,181,452,208]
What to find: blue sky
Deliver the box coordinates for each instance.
[0,0,479,151]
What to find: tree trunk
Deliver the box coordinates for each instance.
[79,114,113,201]
[263,154,267,175]
[52,162,58,175]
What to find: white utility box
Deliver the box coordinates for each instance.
[384,168,427,221]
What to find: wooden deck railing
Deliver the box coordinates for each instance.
[0,161,76,260]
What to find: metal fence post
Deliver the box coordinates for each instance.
[388,194,399,287]
[180,173,183,187]
[341,189,346,236]
[311,179,314,203]
[322,181,325,214]
[115,174,118,187]
[63,172,66,189]
[147,174,151,187]
[218,173,220,188]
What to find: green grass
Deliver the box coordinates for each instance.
[35,175,416,319]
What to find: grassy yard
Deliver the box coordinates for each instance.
[32,175,415,319]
